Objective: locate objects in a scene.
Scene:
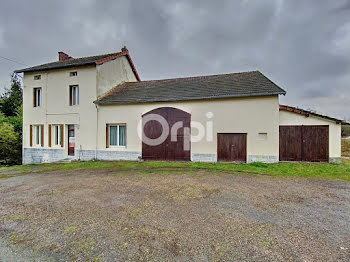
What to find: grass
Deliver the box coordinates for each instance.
[0,158,350,181]
[342,139,350,157]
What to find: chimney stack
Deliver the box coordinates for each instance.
[58,51,72,61]
[121,46,128,52]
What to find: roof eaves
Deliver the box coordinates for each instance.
[280,104,349,125]
[14,61,96,73]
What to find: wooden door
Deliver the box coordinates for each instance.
[279,125,329,162]
[217,133,247,162]
[302,125,329,162]
[68,125,75,156]
[142,107,191,161]
[279,126,302,161]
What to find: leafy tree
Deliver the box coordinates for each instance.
[0,113,21,165]
[0,74,23,165]
[0,74,22,117]
[342,125,350,137]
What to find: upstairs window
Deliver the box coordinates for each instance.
[34,75,41,80]
[69,85,79,106]
[70,71,77,77]
[33,87,42,107]
[107,124,126,147]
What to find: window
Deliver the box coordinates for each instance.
[70,71,77,77]
[108,124,126,147]
[34,75,41,80]
[35,125,41,145]
[69,85,79,106]
[53,125,61,145]
[33,88,42,107]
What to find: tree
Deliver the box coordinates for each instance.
[0,113,21,165]
[0,74,22,117]
[0,74,23,165]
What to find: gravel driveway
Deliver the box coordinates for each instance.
[0,168,350,261]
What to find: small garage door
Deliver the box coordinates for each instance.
[279,125,329,162]
[217,133,247,162]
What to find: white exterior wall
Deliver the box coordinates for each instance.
[23,65,97,158]
[96,56,138,97]
[96,95,280,163]
[23,56,138,164]
[279,110,341,159]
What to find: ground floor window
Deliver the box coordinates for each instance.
[35,125,42,146]
[53,125,61,146]
[108,124,126,147]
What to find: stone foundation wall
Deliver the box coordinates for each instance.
[247,155,279,164]
[191,154,217,162]
[23,148,65,164]
[23,148,142,164]
[23,148,336,165]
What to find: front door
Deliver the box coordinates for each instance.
[217,133,247,162]
[68,125,75,156]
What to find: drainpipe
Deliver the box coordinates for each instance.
[95,103,99,160]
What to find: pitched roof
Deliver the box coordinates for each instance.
[280,104,350,125]
[94,71,286,105]
[15,47,141,81]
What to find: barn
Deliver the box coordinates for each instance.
[94,71,347,163]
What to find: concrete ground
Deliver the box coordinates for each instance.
[0,168,350,261]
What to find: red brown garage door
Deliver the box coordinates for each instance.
[142,107,191,161]
[279,125,329,162]
[217,133,247,162]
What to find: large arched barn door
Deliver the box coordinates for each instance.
[142,107,191,161]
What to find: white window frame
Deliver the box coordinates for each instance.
[35,125,41,146]
[109,124,126,147]
[34,87,42,107]
[70,85,79,106]
[34,75,41,80]
[70,71,77,77]
[53,125,61,146]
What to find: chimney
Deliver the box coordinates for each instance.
[58,51,72,61]
[121,46,128,53]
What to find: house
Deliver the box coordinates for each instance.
[15,47,348,164]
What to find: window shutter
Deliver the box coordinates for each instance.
[30,125,33,147]
[60,125,64,147]
[33,89,37,107]
[69,86,72,106]
[106,124,109,148]
[48,124,52,147]
[41,125,44,147]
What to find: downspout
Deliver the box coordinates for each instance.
[95,103,99,160]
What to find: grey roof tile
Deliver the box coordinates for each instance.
[95,71,286,105]
[15,52,122,73]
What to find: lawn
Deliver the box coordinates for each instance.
[1,158,350,181]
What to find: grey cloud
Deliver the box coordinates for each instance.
[0,0,349,119]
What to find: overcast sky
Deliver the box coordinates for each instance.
[1,0,349,119]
